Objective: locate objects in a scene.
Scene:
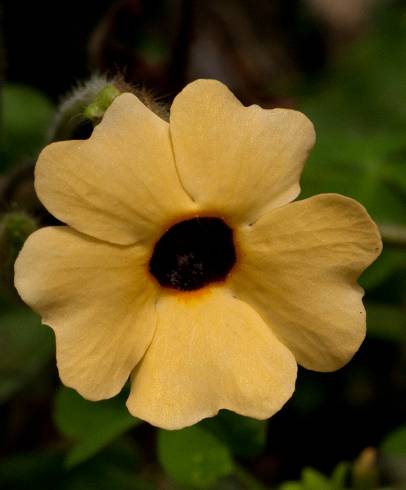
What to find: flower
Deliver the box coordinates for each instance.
[14,79,382,430]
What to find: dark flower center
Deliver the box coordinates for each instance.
[149,217,236,291]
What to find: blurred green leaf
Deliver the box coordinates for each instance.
[0,448,64,490]
[135,35,170,65]
[158,425,234,488]
[360,248,406,290]
[302,468,331,490]
[280,483,303,490]
[63,441,154,490]
[0,443,154,490]
[234,464,268,490]
[0,84,54,171]
[280,464,349,490]
[0,306,53,402]
[298,8,406,227]
[381,424,406,457]
[54,386,141,467]
[330,462,349,490]
[292,375,326,413]
[203,410,267,459]
[365,303,406,342]
[0,212,38,298]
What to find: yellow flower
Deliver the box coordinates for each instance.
[14,80,382,430]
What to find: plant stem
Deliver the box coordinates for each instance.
[379,224,406,247]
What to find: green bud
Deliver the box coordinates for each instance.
[83,84,121,123]
[0,211,37,299]
[49,75,168,142]
[48,75,114,141]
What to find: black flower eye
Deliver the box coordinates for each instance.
[149,217,236,291]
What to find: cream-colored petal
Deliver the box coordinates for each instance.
[230,194,382,372]
[36,93,197,246]
[169,79,315,225]
[14,226,158,399]
[127,287,297,430]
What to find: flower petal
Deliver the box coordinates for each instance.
[230,194,382,372]
[36,93,197,245]
[127,287,297,430]
[169,79,315,225]
[14,226,158,399]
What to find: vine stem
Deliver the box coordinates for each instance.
[379,223,406,247]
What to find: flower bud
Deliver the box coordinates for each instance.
[0,211,37,298]
[49,75,168,142]
[83,84,121,123]
[48,75,115,141]
[352,447,379,490]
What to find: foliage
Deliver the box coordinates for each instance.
[0,84,54,171]
[158,425,234,488]
[381,425,406,457]
[0,305,53,402]
[299,7,406,227]
[54,387,142,467]
[0,1,405,489]
[280,464,349,490]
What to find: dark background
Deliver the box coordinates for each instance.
[0,1,405,489]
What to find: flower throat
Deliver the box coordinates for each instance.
[149,217,236,291]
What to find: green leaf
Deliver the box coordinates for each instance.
[302,467,332,490]
[234,464,268,490]
[365,303,406,343]
[279,466,339,490]
[203,410,267,459]
[297,7,406,227]
[63,441,155,490]
[0,211,38,297]
[0,306,53,402]
[157,425,234,488]
[279,483,303,490]
[0,448,64,490]
[0,443,154,490]
[381,425,406,457]
[360,248,406,290]
[330,462,349,490]
[292,375,326,413]
[0,84,54,170]
[54,386,141,467]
